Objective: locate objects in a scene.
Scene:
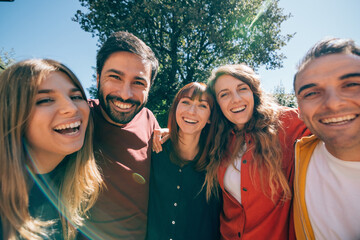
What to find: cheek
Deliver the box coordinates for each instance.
[79,103,90,125]
[175,105,182,125]
[202,109,211,121]
[216,99,228,113]
[24,114,44,147]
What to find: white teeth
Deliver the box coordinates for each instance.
[54,121,81,130]
[321,114,356,124]
[184,118,198,123]
[231,106,246,113]
[114,101,132,109]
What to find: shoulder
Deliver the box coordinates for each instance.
[133,107,159,128]
[278,106,300,122]
[278,106,311,141]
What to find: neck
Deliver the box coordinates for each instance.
[177,132,201,161]
[100,107,125,127]
[325,143,360,162]
[28,151,65,174]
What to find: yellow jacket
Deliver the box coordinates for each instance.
[293,135,321,240]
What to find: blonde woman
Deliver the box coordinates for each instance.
[205,64,310,239]
[0,59,102,240]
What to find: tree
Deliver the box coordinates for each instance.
[73,0,293,126]
[272,83,297,108]
[0,48,15,73]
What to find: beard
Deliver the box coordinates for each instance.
[97,85,147,125]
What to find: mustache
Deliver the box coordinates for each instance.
[107,95,141,105]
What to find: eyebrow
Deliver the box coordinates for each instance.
[217,83,247,96]
[183,96,209,103]
[105,68,148,81]
[340,73,360,79]
[37,88,81,94]
[297,83,317,95]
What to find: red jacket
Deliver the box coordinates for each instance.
[218,107,310,240]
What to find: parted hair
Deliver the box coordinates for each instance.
[205,64,291,202]
[0,59,102,240]
[167,82,217,172]
[96,31,159,85]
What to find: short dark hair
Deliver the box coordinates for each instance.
[293,37,360,91]
[96,31,159,85]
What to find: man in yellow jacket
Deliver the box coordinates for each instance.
[293,37,360,240]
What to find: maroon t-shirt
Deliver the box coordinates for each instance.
[80,100,159,240]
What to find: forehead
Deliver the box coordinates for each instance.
[103,52,151,74]
[215,74,246,90]
[39,71,75,89]
[181,87,209,101]
[295,53,360,90]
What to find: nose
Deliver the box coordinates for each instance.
[188,104,197,114]
[118,82,133,100]
[232,91,243,103]
[323,88,345,110]
[59,97,78,115]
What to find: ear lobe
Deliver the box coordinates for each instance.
[96,75,100,88]
[207,119,211,124]
[297,109,303,120]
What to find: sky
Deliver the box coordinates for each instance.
[1,0,359,96]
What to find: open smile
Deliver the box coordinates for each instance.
[319,114,358,125]
[53,120,81,136]
[231,105,246,113]
[183,117,199,124]
[112,99,134,110]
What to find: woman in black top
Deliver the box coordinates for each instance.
[0,59,102,240]
[147,82,221,240]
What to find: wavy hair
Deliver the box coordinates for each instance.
[167,82,217,171]
[205,64,291,202]
[0,59,102,239]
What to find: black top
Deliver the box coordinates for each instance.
[146,141,221,240]
[28,162,65,240]
[1,160,66,240]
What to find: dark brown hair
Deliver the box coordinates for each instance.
[167,82,217,171]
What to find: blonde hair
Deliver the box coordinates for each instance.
[205,64,291,202]
[0,59,102,239]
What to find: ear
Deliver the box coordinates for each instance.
[297,108,303,120]
[207,119,211,124]
[96,74,100,88]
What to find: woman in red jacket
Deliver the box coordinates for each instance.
[205,64,310,239]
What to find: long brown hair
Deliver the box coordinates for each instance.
[205,64,291,202]
[0,59,102,239]
[167,82,217,171]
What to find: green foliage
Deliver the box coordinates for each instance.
[87,66,98,99]
[73,0,294,127]
[272,83,297,108]
[0,48,15,73]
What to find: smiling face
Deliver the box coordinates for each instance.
[97,51,152,126]
[25,71,90,170]
[295,53,360,157]
[214,74,254,130]
[175,91,211,138]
